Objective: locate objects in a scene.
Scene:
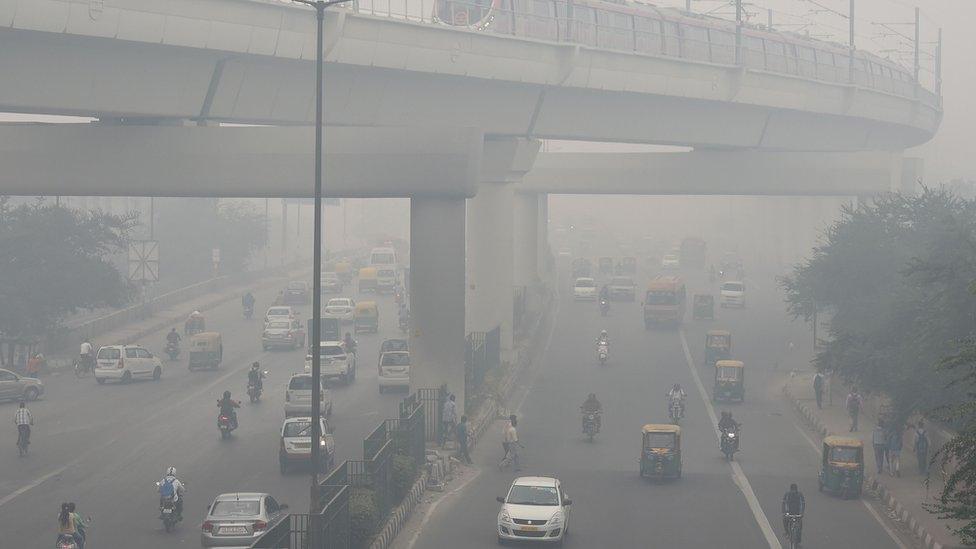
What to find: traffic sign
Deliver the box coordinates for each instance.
[128,240,159,282]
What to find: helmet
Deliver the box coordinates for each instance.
[223,390,231,399]
[600,330,607,337]
[251,362,260,370]
[790,483,798,491]
[166,466,176,476]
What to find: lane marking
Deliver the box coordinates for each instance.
[0,466,68,508]
[679,329,783,549]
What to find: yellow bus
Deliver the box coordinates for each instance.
[643,276,686,327]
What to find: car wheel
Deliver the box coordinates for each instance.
[152,366,162,381]
[24,387,39,401]
[121,370,132,384]
[96,377,106,385]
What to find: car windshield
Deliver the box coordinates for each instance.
[97,348,121,360]
[372,252,395,264]
[717,366,741,380]
[288,376,315,391]
[707,335,729,347]
[829,447,860,463]
[644,432,676,448]
[381,339,409,352]
[382,353,410,366]
[283,421,314,437]
[328,299,350,307]
[320,346,345,357]
[268,321,290,329]
[507,485,559,506]
[378,269,395,277]
[211,499,261,517]
[722,282,744,292]
[646,291,677,305]
[575,279,595,288]
[268,308,290,316]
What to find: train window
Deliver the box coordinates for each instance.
[765,40,786,71]
[554,1,569,18]
[741,36,764,69]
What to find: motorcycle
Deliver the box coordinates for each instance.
[155,482,183,532]
[165,341,180,361]
[582,411,600,442]
[599,298,610,316]
[243,303,254,320]
[597,342,608,366]
[56,535,78,549]
[247,376,266,403]
[669,397,684,424]
[720,427,739,461]
[218,414,236,439]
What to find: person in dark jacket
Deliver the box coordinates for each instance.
[782,483,805,543]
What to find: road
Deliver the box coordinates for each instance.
[405,264,908,549]
[0,281,406,548]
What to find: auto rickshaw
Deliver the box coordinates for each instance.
[598,256,614,275]
[819,436,864,498]
[358,267,378,293]
[188,331,223,370]
[639,424,681,480]
[713,359,744,402]
[336,260,353,284]
[693,294,715,320]
[184,311,206,336]
[354,301,379,334]
[704,330,732,366]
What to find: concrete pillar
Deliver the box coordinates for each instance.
[467,181,515,357]
[537,194,552,284]
[514,192,540,288]
[410,197,466,407]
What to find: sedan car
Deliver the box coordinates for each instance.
[608,276,637,301]
[264,306,295,325]
[281,281,309,305]
[262,319,306,351]
[321,272,343,294]
[200,492,288,547]
[572,277,597,301]
[324,298,356,323]
[0,368,43,402]
[279,416,335,474]
[497,477,571,545]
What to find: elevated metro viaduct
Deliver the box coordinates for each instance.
[0,0,941,408]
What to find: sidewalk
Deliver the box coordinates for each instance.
[784,373,965,549]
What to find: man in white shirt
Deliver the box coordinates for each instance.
[79,340,94,371]
[440,394,458,447]
[15,402,33,448]
[499,415,521,471]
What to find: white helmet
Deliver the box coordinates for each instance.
[166,466,176,476]
[600,330,608,337]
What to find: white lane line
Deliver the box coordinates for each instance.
[0,466,68,508]
[679,329,783,549]
[794,416,909,548]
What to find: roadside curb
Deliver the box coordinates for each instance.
[783,383,956,549]
[370,467,430,549]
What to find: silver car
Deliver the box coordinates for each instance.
[200,492,288,547]
[0,368,44,402]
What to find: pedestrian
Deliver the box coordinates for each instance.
[813,372,825,410]
[456,415,472,464]
[26,353,43,377]
[887,423,903,477]
[846,387,863,432]
[440,394,458,448]
[499,414,521,472]
[871,420,888,475]
[914,420,930,476]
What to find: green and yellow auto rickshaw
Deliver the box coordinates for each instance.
[693,294,715,320]
[188,331,223,370]
[358,267,378,293]
[354,301,379,334]
[639,424,681,480]
[819,436,864,498]
[704,330,732,366]
[713,359,744,402]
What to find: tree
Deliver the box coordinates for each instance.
[0,197,135,338]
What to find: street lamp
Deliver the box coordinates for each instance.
[290,0,351,525]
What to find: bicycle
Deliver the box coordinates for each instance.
[784,513,803,549]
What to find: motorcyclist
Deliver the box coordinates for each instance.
[217,391,241,430]
[79,340,94,372]
[343,332,358,355]
[166,328,181,345]
[580,393,603,430]
[599,285,610,302]
[596,330,609,344]
[667,383,687,416]
[158,466,186,520]
[247,362,265,392]
[719,411,740,451]
[242,291,255,311]
[782,483,805,544]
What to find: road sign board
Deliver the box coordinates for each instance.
[128,240,159,282]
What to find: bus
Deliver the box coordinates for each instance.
[643,276,686,327]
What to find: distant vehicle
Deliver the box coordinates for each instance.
[305,341,357,384]
[597,256,614,275]
[573,277,597,301]
[571,258,592,279]
[321,272,343,294]
[376,267,398,294]
[200,492,288,548]
[262,319,306,351]
[0,368,43,401]
[608,276,637,301]
[94,345,162,384]
[264,306,295,325]
[324,298,356,323]
[680,237,707,269]
[369,247,397,268]
[643,276,686,327]
[619,256,637,275]
[496,476,572,545]
[281,281,309,305]
[284,373,332,418]
[661,254,680,269]
[720,281,746,308]
[279,416,335,474]
[378,350,410,393]
[380,339,409,353]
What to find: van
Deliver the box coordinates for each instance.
[376,267,397,294]
[94,344,163,384]
[369,247,397,268]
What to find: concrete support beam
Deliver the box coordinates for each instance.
[514,193,540,288]
[521,151,912,196]
[410,197,466,408]
[467,138,540,361]
[0,124,483,198]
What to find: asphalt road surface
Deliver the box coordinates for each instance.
[0,282,406,549]
[407,264,908,549]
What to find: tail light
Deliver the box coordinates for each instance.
[117,357,125,369]
[202,521,214,532]
[253,520,268,531]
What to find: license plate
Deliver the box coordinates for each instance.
[219,526,248,535]
[162,508,172,514]
[520,526,539,531]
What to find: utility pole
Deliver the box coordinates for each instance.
[264,198,270,270]
[913,7,920,85]
[848,0,855,84]
[935,27,943,97]
[735,0,742,64]
[281,199,288,266]
[767,8,772,30]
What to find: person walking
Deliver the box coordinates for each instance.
[914,420,930,476]
[499,415,521,472]
[846,387,863,432]
[456,415,472,464]
[871,420,888,475]
[887,423,903,477]
[813,372,825,410]
[440,394,458,448]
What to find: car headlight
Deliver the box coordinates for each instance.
[499,510,512,523]
[320,439,327,446]
[549,511,564,525]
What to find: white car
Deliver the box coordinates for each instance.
[608,276,637,301]
[720,281,746,308]
[279,416,335,474]
[377,350,410,393]
[661,254,680,269]
[265,306,295,325]
[376,267,397,294]
[323,298,355,323]
[572,278,597,301]
[496,476,572,545]
[94,344,163,384]
[305,342,357,383]
[284,373,332,417]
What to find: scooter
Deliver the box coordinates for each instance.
[582,411,600,442]
[165,341,180,361]
[155,481,184,532]
[247,381,263,403]
[218,414,236,439]
[720,427,739,461]
[597,342,608,366]
[599,298,610,317]
[56,535,78,549]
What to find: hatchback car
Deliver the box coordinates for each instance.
[572,278,597,301]
[0,368,43,402]
[377,350,410,393]
[264,306,295,325]
[284,373,332,417]
[496,477,571,545]
[720,281,746,308]
[200,492,288,547]
[262,319,306,351]
[305,342,356,383]
[324,298,356,323]
[321,272,343,294]
[94,345,162,384]
[279,416,335,474]
[608,276,637,301]
[282,281,309,304]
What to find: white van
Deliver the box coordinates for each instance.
[369,247,397,268]
[284,373,332,417]
[720,281,746,308]
[94,344,163,384]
